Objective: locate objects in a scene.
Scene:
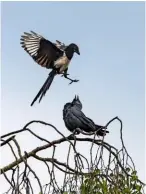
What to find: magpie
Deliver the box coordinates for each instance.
[20,31,80,106]
[63,95,109,136]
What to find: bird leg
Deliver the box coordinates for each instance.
[61,72,70,77]
[73,128,80,135]
[66,76,79,85]
[61,70,79,85]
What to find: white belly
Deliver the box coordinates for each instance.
[54,56,70,73]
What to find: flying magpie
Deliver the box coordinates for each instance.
[63,95,109,136]
[20,31,80,106]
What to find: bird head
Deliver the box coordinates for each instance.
[68,43,80,55]
[72,95,82,109]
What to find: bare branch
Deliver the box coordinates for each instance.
[1,117,145,194]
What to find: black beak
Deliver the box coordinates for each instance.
[71,95,76,103]
[76,50,80,55]
[76,95,79,100]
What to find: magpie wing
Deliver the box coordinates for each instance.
[20,31,64,69]
[54,40,67,51]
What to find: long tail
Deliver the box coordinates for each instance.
[95,124,109,136]
[31,70,56,106]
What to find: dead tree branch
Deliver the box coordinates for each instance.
[0,117,145,194]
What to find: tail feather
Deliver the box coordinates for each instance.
[95,124,109,136]
[31,70,56,106]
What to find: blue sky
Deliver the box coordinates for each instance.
[1,1,145,192]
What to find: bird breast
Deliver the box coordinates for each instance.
[54,55,70,73]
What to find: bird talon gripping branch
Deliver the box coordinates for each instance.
[73,128,80,135]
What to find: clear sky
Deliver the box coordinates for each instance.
[1,1,145,192]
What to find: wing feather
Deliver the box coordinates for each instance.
[20,31,63,69]
[71,107,96,131]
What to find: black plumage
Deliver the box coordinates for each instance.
[20,31,80,106]
[63,95,109,136]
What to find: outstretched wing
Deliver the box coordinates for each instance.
[20,31,64,69]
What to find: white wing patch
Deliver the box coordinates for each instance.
[20,31,43,57]
[54,40,67,51]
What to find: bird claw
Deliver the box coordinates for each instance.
[69,79,79,85]
[61,73,79,85]
[73,129,80,135]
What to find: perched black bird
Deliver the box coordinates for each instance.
[63,95,109,136]
[20,31,80,106]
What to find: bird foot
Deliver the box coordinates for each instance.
[73,128,80,135]
[61,73,79,85]
[69,79,79,85]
